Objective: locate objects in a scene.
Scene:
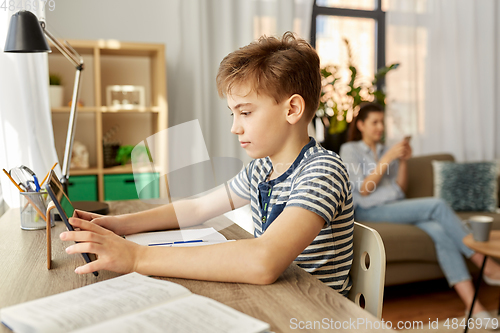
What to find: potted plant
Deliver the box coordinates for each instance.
[316,39,399,153]
[49,74,64,108]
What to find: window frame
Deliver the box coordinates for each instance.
[310,0,386,90]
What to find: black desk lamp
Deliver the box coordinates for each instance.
[4,10,108,214]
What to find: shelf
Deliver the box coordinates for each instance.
[51,107,160,113]
[69,168,99,176]
[103,164,162,175]
[49,39,167,201]
[100,106,160,113]
[51,107,98,113]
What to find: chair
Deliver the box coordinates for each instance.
[348,222,386,319]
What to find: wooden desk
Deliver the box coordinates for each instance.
[0,201,392,333]
[463,231,500,333]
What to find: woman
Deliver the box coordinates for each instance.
[339,102,500,318]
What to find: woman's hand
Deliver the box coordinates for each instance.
[381,141,406,163]
[60,217,146,275]
[382,139,412,163]
[73,209,132,236]
[400,142,412,161]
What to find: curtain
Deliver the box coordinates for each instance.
[0,8,61,208]
[385,0,500,162]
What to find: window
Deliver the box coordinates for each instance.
[310,0,386,90]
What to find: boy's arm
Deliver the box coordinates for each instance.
[62,206,324,284]
[91,184,250,235]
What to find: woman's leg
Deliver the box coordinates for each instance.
[454,280,487,314]
[415,221,486,314]
[355,197,474,258]
[416,221,471,287]
[470,253,500,280]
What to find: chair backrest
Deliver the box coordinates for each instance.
[348,222,386,319]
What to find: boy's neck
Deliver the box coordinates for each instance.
[268,133,311,180]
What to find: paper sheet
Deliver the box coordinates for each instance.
[125,227,229,246]
[74,294,270,333]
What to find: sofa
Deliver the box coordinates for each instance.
[357,154,500,286]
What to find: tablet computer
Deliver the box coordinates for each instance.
[44,170,98,276]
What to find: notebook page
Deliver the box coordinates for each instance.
[74,294,270,333]
[0,273,190,333]
[125,227,227,246]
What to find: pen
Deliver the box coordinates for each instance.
[2,169,25,192]
[148,239,204,246]
[39,162,58,187]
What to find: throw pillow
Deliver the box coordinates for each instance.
[432,160,498,212]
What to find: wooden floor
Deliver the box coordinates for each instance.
[382,278,500,329]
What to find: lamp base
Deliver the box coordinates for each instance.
[73,201,109,215]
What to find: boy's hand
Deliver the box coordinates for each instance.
[74,209,130,235]
[73,209,103,221]
[60,217,145,275]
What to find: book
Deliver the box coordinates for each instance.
[125,227,234,247]
[0,273,270,333]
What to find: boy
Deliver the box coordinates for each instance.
[61,32,354,296]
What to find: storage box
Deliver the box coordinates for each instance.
[68,175,98,202]
[104,173,159,201]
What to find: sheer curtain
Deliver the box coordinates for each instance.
[0,8,61,209]
[385,0,500,162]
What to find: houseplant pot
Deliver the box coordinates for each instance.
[49,74,63,108]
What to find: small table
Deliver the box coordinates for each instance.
[463,231,500,333]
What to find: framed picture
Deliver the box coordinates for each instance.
[106,85,145,109]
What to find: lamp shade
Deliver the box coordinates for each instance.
[4,10,51,53]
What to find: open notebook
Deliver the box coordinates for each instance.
[124,227,234,247]
[0,273,270,333]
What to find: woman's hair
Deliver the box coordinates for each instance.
[347,102,385,142]
[216,31,321,121]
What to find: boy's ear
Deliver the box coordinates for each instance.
[285,94,306,125]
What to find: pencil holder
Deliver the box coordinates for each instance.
[19,191,54,230]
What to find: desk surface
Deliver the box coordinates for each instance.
[464,231,500,258]
[0,201,392,333]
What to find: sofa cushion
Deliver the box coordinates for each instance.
[406,154,454,199]
[432,160,498,212]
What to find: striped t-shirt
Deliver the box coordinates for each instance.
[230,137,354,295]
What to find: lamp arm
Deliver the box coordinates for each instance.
[42,25,84,194]
[42,27,82,69]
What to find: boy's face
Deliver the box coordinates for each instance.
[227,84,290,160]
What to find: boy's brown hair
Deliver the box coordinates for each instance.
[216,31,321,121]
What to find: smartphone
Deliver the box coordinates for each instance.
[44,170,98,276]
[404,135,412,142]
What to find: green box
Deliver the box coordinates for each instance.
[104,173,159,201]
[68,175,98,202]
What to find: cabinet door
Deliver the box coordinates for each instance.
[68,176,98,202]
[104,173,159,201]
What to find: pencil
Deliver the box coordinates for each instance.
[39,162,58,187]
[2,168,24,192]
